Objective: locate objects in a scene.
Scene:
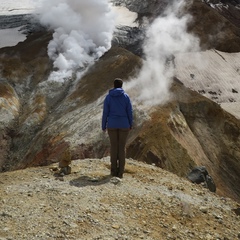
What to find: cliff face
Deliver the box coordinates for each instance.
[0,0,240,203]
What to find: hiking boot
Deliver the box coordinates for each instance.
[117,174,123,179]
[60,166,71,175]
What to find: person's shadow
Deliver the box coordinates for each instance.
[69,175,111,188]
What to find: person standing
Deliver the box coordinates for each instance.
[102,78,133,178]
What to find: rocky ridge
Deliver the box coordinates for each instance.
[0,158,240,240]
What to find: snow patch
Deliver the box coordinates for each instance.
[0,0,34,15]
[112,6,138,27]
[175,50,240,102]
[0,27,26,48]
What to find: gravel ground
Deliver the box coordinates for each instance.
[0,158,239,240]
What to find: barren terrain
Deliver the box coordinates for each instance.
[0,158,239,240]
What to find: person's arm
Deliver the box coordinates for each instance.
[127,97,133,129]
[102,96,109,131]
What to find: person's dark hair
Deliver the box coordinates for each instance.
[114,78,123,88]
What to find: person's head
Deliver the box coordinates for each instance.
[114,78,123,88]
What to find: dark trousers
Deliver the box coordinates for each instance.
[108,128,129,178]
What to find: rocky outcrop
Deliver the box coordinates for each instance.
[204,0,240,26]
[186,0,240,52]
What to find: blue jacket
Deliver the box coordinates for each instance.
[102,88,133,130]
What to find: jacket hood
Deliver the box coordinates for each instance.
[109,88,124,97]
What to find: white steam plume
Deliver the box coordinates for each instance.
[34,0,115,81]
[125,0,200,107]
